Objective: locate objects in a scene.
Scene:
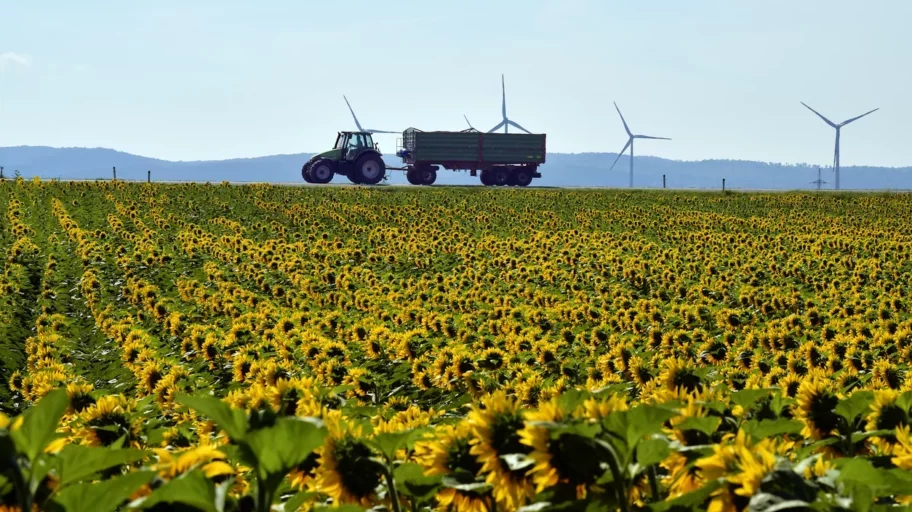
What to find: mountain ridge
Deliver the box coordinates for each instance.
[2,145,911,190]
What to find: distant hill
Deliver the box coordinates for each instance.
[1,145,911,190]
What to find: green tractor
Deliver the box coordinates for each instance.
[302,132,386,185]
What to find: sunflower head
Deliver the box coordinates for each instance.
[795,378,841,440]
[316,412,383,506]
[65,381,95,413]
[468,392,534,510]
[660,358,705,396]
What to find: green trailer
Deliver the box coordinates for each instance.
[395,129,546,186]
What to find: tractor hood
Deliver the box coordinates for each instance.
[308,148,343,163]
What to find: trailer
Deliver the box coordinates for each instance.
[395,129,546,186]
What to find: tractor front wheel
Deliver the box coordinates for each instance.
[310,159,336,184]
[353,154,385,185]
[302,164,314,183]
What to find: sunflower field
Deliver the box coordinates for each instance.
[2,178,912,512]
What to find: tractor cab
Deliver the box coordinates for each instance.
[335,132,378,160]
[302,131,386,185]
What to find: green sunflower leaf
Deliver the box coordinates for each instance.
[133,470,217,512]
[636,437,671,468]
[9,388,69,462]
[56,445,147,487]
[394,462,441,502]
[176,394,248,441]
[49,470,155,512]
[834,391,874,424]
[742,418,804,441]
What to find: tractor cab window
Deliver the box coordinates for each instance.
[347,134,366,150]
[334,134,346,149]
[363,134,374,148]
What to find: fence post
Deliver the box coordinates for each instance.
[662,174,666,189]
[722,178,726,192]
[113,167,117,181]
[0,166,4,179]
[147,170,151,183]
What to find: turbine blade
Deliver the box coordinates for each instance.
[488,121,506,133]
[801,102,837,128]
[366,129,398,134]
[839,108,879,126]
[501,74,507,120]
[635,135,671,140]
[609,139,633,171]
[464,115,474,129]
[614,102,632,136]
[343,95,364,132]
[507,120,532,134]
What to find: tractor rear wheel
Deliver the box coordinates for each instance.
[419,168,437,185]
[310,159,336,184]
[353,154,385,185]
[514,169,533,187]
[492,168,510,186]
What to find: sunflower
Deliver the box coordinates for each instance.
[794,378,841,440]
[659,358,704,396]
[416,422,490,512]
[892,425,912,470]
[662,451,704,498]
[866,390,909,453]
[152,445,235,481]
[519,398,604,497]
[696,430,777,511]
[77,395,140,447]
[468,392,535,510]
[65,381,95,413]
[315,411,384,507]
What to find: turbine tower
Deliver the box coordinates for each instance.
[343,96,397,134]
[488,75,531,134]
[801,102,878,190]
[609,102,671,188]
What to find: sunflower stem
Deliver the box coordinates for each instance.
[599,441,629,512]
[382,463,404,512]
[647,464,659,502]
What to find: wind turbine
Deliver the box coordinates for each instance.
[801,102,878,190]
[464,115,477,131]
[609,102,671,188]
[343,96,397,134]
[488,75,531,134]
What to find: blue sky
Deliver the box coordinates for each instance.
[1,1,909,166]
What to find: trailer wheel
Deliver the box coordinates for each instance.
[310,159,336,184]
[419,168,437,185]
[406,169,421,185]
[514,169,533,187]
[353,154,385,185]
[480,170,493,186]
[302,164,314,183]
[492,168,510,186]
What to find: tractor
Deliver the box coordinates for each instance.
[302,132,386,185]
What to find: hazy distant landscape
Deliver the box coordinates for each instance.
[2,145,911,190]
